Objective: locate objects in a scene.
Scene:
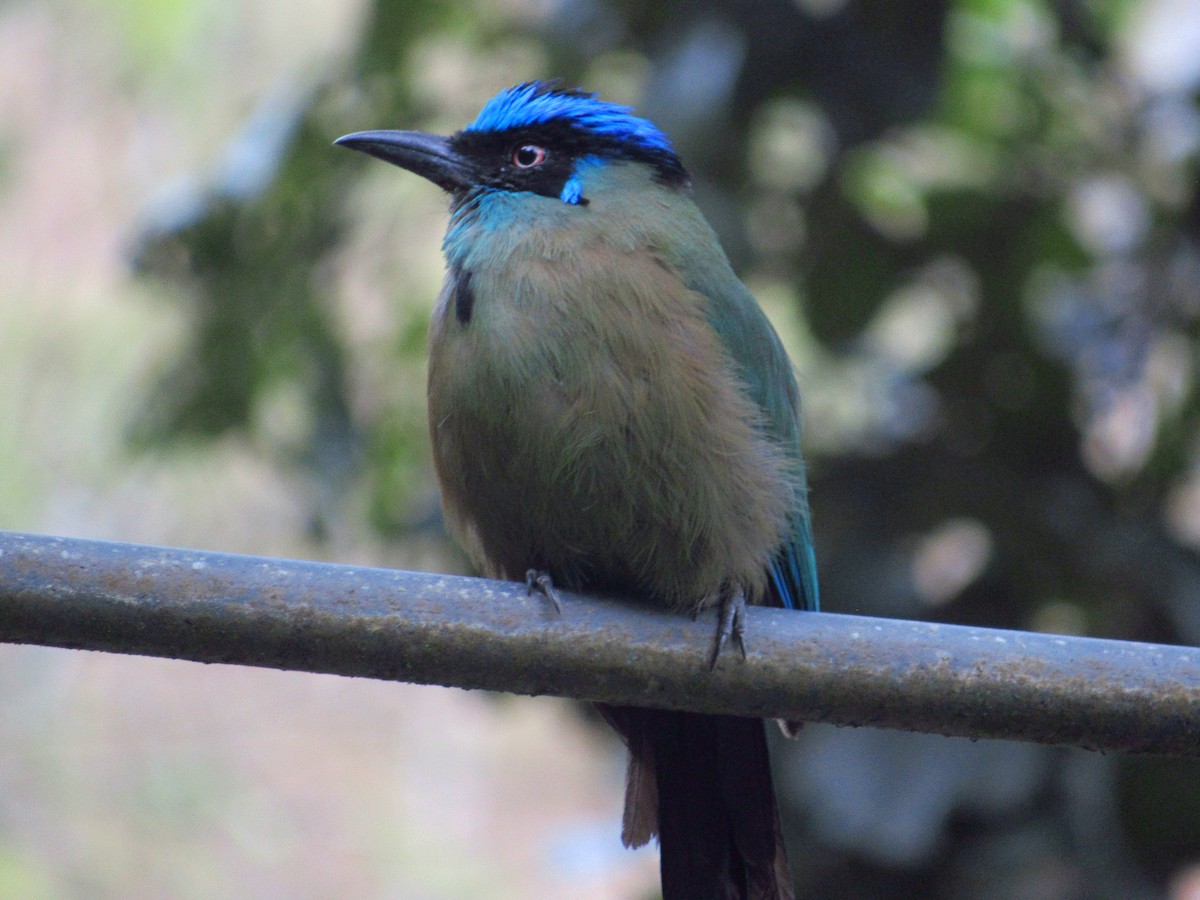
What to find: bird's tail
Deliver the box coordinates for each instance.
[598,705,794,900]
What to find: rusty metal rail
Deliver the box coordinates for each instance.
[1,529,1198,755]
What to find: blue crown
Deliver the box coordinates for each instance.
[466,81,675,157]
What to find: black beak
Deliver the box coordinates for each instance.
[334,130,481,193]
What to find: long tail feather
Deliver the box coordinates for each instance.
[600,705,794,900]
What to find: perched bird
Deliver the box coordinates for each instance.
[336,81,818,900]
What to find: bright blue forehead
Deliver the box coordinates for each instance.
[466,81,675,156]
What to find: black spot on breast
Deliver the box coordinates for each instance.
[453,266,475,324]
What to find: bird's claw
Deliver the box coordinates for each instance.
[526,568,563,614]
[710,587,748,670]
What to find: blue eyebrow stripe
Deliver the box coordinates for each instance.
[466,81,675,157]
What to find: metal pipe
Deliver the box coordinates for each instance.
[1,530,1197,755]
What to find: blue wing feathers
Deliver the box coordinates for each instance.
[770,514,819,612]
[692,271,819,613]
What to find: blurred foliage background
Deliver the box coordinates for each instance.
[3,0,1200,897]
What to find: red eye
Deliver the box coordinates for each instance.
[512,144,547,169]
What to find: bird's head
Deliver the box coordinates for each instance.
[334,81,688,208]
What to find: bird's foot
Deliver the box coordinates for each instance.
[710,586,748,670]
[525,568,563,614]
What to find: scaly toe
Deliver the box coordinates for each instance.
[709,587,747,670]
[525,568,564,614]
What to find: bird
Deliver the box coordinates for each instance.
[335,80,818,900]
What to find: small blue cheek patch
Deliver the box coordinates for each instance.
[560,173,585,205]
[560,155,603,206]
